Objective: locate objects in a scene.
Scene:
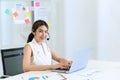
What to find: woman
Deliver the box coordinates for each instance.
[23,20,71,72]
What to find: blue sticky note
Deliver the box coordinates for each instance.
[4,9,11,15]
[16,3,22,7]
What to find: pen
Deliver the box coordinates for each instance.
[42,76,47,80]
[58,73,67,80]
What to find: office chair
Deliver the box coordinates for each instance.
[1,47,24,76]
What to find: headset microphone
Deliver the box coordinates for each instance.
[47,38,50,40]
[47,33,50,40]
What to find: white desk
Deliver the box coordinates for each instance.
[1,60,120,80]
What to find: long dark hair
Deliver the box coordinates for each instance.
[27,20,49,43]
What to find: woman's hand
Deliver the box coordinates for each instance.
[51,59,72,70]
[59,58,72,69]
[51,63,68,70]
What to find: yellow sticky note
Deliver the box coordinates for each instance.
[25,12,31,17]
[47,22,51,27]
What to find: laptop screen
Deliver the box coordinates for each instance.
[68,47,93,73]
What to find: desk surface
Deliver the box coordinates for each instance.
[1,60,120,80]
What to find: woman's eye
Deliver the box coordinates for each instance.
[39,30,42,32]
[45,31,48,33]
[38,30,48,33]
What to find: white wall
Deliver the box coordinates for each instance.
[97,0,120,61]
[52,0,66,57]
[63,0,97,59]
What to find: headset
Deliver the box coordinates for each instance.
[46,33,50,52]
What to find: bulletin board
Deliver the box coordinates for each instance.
[0,0,53,47]
[2,0,52,25]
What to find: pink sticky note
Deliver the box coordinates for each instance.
[25,19,30,24]
[35,2,40,7]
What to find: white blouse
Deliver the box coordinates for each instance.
[28,39,52,65]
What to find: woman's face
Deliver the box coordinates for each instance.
[33,25,48,43]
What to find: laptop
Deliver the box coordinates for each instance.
[52,47,93,74]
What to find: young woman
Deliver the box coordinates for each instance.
[23,20,71,72]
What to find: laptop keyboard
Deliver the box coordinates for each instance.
[56,68,69,71]
[56,66,71,71]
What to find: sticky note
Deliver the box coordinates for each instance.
[47,22,51,27]
[16,3,22,7]
[25,18,30,24]
[25,12,31,17]
[4,9,11,15]
[35,2,40,7]
[13,11,18,17]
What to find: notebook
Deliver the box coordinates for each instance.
[52,47,93,74]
